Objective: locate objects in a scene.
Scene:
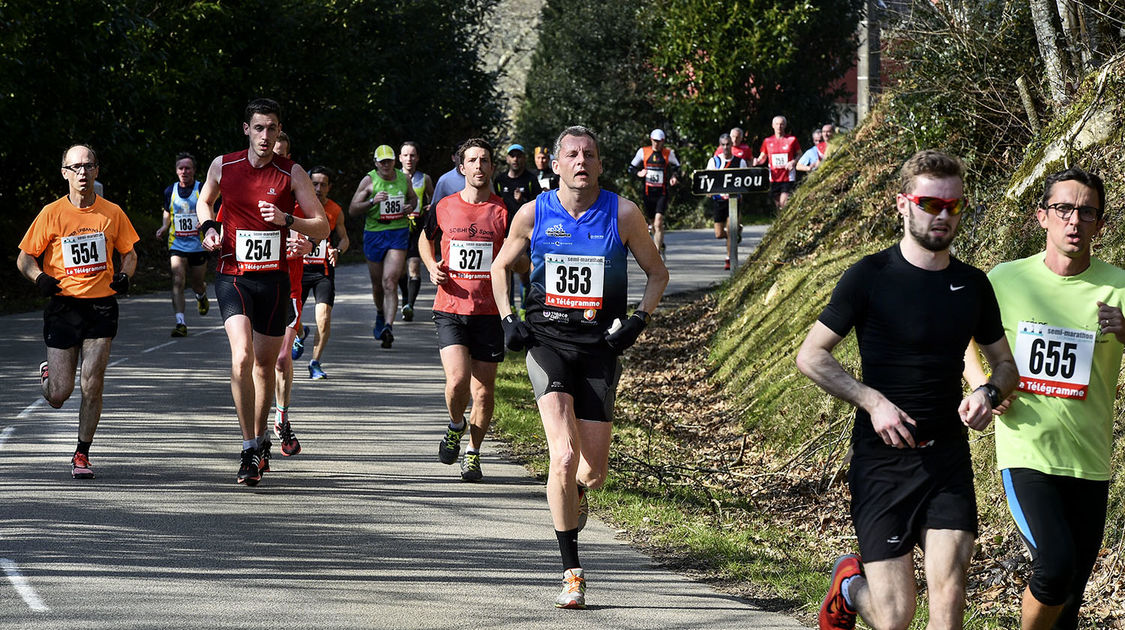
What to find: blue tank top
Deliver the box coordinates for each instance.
[527,189,628,347]
[166,181,205,253]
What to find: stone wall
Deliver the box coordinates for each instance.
[480,0,547,139]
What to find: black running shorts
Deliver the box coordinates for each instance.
[711,198,730,223]
[300,271,335,307]
[770,181,796,195]
[214,272,289,337]
[433,311,504,363]
[848,441,978,562]
[43,295,119,349]
[642,192,669,220]
[526,342,621,422]
[169,249,208,267]
[406,220,423,258]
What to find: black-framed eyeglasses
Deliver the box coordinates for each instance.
[63,163,98,173]
[1043,202,1100,222]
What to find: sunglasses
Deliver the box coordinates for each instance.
[903,194,967,216]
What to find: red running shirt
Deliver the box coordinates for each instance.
[424,192,508,316]
[759,135,801,183]
[216,150,296,275]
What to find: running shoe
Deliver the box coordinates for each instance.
[819,553,861,630]
[258,440,272,473]
[71,451,95,479]
[554,568,586,609]
[373,312,386,340]
[380,325,394,349]
[197,293,210,316]
[274,419,301,456]
[724,258,731,271]
[401,303,414,322]
[438,424,465,464]
[460,452,483,482]
[577,485,589,532]
[291,325,310,360]
[237,448,261,486]
[171,323,188,337]
[308,360,327,380]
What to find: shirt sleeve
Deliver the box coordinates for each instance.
[422,200,441,242]
[974,274,1006,346]
[112,206,141,254]
[629,149,645,167]
[667,150,681,167]
[818,261,868,337]
[18,208,52,257]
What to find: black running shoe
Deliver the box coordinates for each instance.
[380,326,394,348]
[274,420,301,456]
[258,440,271,473]
[237,448,261,486]
[438,424,465,465]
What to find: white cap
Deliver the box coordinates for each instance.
[650,129,665,141]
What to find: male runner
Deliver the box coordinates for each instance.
[797,129,824,175]
[965,167,1125,630]
[796,150,1019,630]
[197,98,328,486]
[398,141,433,322]
[753,115,801,209]
[420,138,512,481]
[714,126,751,161]
[348,144,418,349]
[494,143,541,310]
[707,133,747,270]
[300,166,349,379]
[533,146,559,191]
[492,125,669,609]
[17,144,139,478]
[628,129,680,256]
[155,152,210,337]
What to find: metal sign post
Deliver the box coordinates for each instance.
[690,167,769,276]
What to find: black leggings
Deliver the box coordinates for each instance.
[1002,468,1109,629]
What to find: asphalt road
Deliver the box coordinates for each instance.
[1,227,809,629]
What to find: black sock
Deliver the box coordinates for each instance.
[555,528,580,570]
[398,274,409,303]
[76,439,92,455]
[407,277,421,307]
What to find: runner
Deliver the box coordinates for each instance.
[964,167,1125,630]
[348,144,418,349]
[299,165,350,380]
[533,146,559,191]
[494,143,542,310]
[420,138,512,481]
[268,134,313,467]
[196,98,329,486]
[795,150,1019,630]
[752,115,801,209]
[492,125,669,609]
[797,129,825,175]
[16,144,140,478]
[707,133,747,270]
[154,152,210,337]
[628,129,680,257]
[398,141,433,322]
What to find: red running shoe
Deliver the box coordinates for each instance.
[71,452,95,479]
[819,553,861,630]
[274,420,301,456]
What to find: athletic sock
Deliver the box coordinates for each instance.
[257,434,267,447]
[841,575,859,609]
[449,419,466,431]
[242,439,257,451]
[276,405,288,424]
[76,439,92,455]
[555,528,580,570]
[195,292,206,300]
[407,277,421,307]
[466,447,479,455]
[175,313,186,325]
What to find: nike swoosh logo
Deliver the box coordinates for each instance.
[950,285,965,291]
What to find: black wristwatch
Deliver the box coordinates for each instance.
[284,213,295,227]
[975,383,1002,409]
[633,310,650,324]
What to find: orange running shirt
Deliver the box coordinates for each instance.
[301,198,342,274]
[19,195,140,298]
[424,192,508,316]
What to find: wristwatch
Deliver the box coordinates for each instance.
[284,213,295,227]
[975,383,1001,409]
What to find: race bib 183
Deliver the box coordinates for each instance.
[449,240,493,279]
[1014,321,1095,399]
[235,229,282,272]
[173,212,199,237]
[61,232,108,276]
[545,253,605,309]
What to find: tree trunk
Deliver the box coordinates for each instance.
[1054,0,1088,75]
[1030,0,1068,107]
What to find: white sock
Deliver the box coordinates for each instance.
[175,313,185,325]
[466,447,479,455]
[242,439,256,451]
[841,575,859,609]
[449,419,466,430]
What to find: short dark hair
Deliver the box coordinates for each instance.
[553,125,600,159]
[1040,167,1106,218]
[401,140,420,153]
[175,152,197,169]
[457,138,493,165]
[245,98,282,123]
[61,144,97,166]
[899,150,964,194]
[308,165,331,181]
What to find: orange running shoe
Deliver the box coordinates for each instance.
[819,553,861,630]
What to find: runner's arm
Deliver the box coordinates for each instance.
[962,338,1019,416]
[286,166,330,241]
[796,321,918,448]
[348,175,374,217]
[157,210,170,238]
[119,248,138,278]
[491,201,535,318]
[405,185,419,214]
[333,217,350,254]
[959,337,1019,428]
[618,198,667,315]
[16,250,44,283]
[196,156,223,250]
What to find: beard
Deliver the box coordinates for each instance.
[908,210,957,252]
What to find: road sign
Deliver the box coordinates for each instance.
[690,167,770,196]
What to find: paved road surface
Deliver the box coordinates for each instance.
[1,228,807,629]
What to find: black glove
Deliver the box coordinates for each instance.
[36,272,61,297]
[501,314,534,351]
[605,310,649,354]
[110,272,130,295]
